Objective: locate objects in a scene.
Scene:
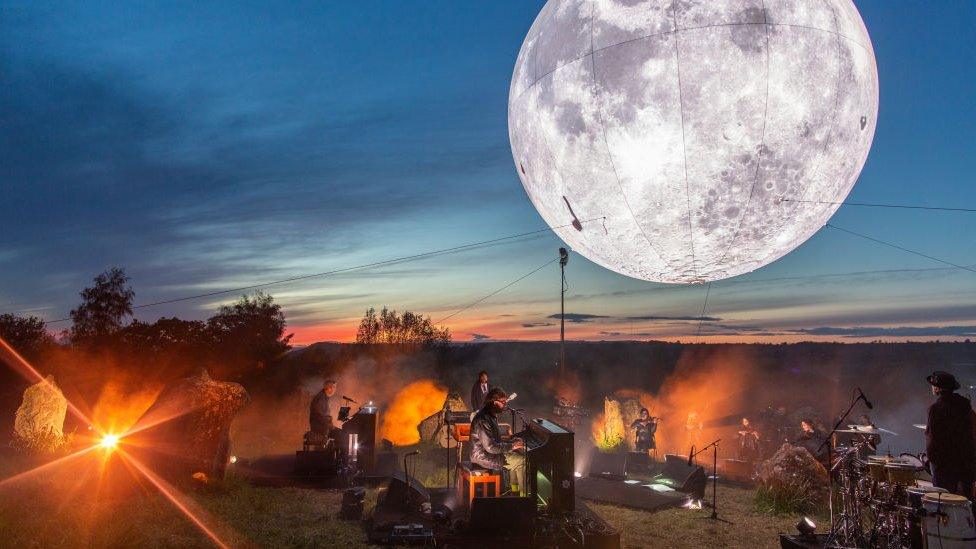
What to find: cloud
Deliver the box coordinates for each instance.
[546,313,608,323]
[790,325,976,338]
[521,322,555,328]
[624,315,722,322]
[470,333,492,341]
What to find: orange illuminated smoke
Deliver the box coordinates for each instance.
[380,380,447,445]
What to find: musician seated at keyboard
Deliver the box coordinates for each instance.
[471,387,526,495]
[309,379,338,440]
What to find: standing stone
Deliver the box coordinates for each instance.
[417,392,468,448]
[134,368,249,482]
[13,376,68,452]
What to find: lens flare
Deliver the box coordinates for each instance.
[100,434,120,450]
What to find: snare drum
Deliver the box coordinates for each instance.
[867,455,891,482]
[922,492,976,548]
[885,461,920,486]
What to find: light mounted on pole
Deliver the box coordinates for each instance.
[559,247,569,376]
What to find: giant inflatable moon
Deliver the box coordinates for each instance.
[509,0,878,283]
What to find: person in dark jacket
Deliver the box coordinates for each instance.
[470,371,490,411]
[631,408,658,458]
[470,387,525,494]
[925,371,976,498]
[309,379,337,437]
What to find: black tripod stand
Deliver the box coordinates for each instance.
[690,438,731,524]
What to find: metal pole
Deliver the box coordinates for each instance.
[560,260,565,377]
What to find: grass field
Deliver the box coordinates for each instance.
[0,448,825,548]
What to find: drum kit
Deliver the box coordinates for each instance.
[826,428,976,548]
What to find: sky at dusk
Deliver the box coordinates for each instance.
[2,1,975,345]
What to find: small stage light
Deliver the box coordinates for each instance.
[796,517,816,537]
[229,455,238,464]
[574,471,582,478]
[100,434,120,450]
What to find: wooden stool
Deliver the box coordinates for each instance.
[457,461,502,507]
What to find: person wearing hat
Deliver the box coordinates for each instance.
[925,371,976,498]
[470,386,526,495]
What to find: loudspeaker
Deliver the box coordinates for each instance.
[384,469,430,511]
[340,487,365,520]
[468,497,535,541]
[659,454,707,499]
[588,452,628,480]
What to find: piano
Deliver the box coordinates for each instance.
[514,418,575,513]
[341,409,378,472]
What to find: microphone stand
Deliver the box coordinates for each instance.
[690,439,730,524]
[818,390,867,548]
[508,407,530,498]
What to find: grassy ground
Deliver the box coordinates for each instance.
[0,448,824,548]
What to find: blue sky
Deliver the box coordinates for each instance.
[1,1,974,344]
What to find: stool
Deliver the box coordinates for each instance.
[457,461,502,507]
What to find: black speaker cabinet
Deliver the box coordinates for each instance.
[384,469,430,511]
[468,497,535,542]
[660,454,707,499]
[589,452,628,480]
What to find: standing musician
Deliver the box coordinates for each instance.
[631,408,659,459]
[470,370,490,411]
[736,417,761,462]
[470,387,526,495]
[309,379,338,439]
[925,371,976,498]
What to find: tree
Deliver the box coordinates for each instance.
[68,267,134,344]
[120,317,213,358]
[0,314,53,358]
[207,292,292,381]
[355,307,451,345]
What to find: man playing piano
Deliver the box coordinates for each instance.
[309,379,337,439]
[471,387,526,495]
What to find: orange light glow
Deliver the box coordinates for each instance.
[380,379,447,445]
[99,434,120,450]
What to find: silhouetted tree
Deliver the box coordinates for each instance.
[121,317,214,362]
[355,307,450,345]
[207,292,292,381]
[68,267,134,345]
[0,313,54,358]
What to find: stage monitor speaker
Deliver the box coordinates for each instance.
[659,454,707,499]
[589,452,628,480]
[384,469,430,511]
[468,497,535,542]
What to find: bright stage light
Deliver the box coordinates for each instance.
[229,455,238,464]
[100,434,120,450]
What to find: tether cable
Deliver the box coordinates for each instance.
[826,223,976,275]
[435,256,559,325]
[780,198,976,213]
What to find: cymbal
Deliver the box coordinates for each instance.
[836,427,898,436]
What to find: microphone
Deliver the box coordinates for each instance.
[405,450,421,457]
[342,396,357,404]
[687,445,695,466]
[856,388,874,410]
